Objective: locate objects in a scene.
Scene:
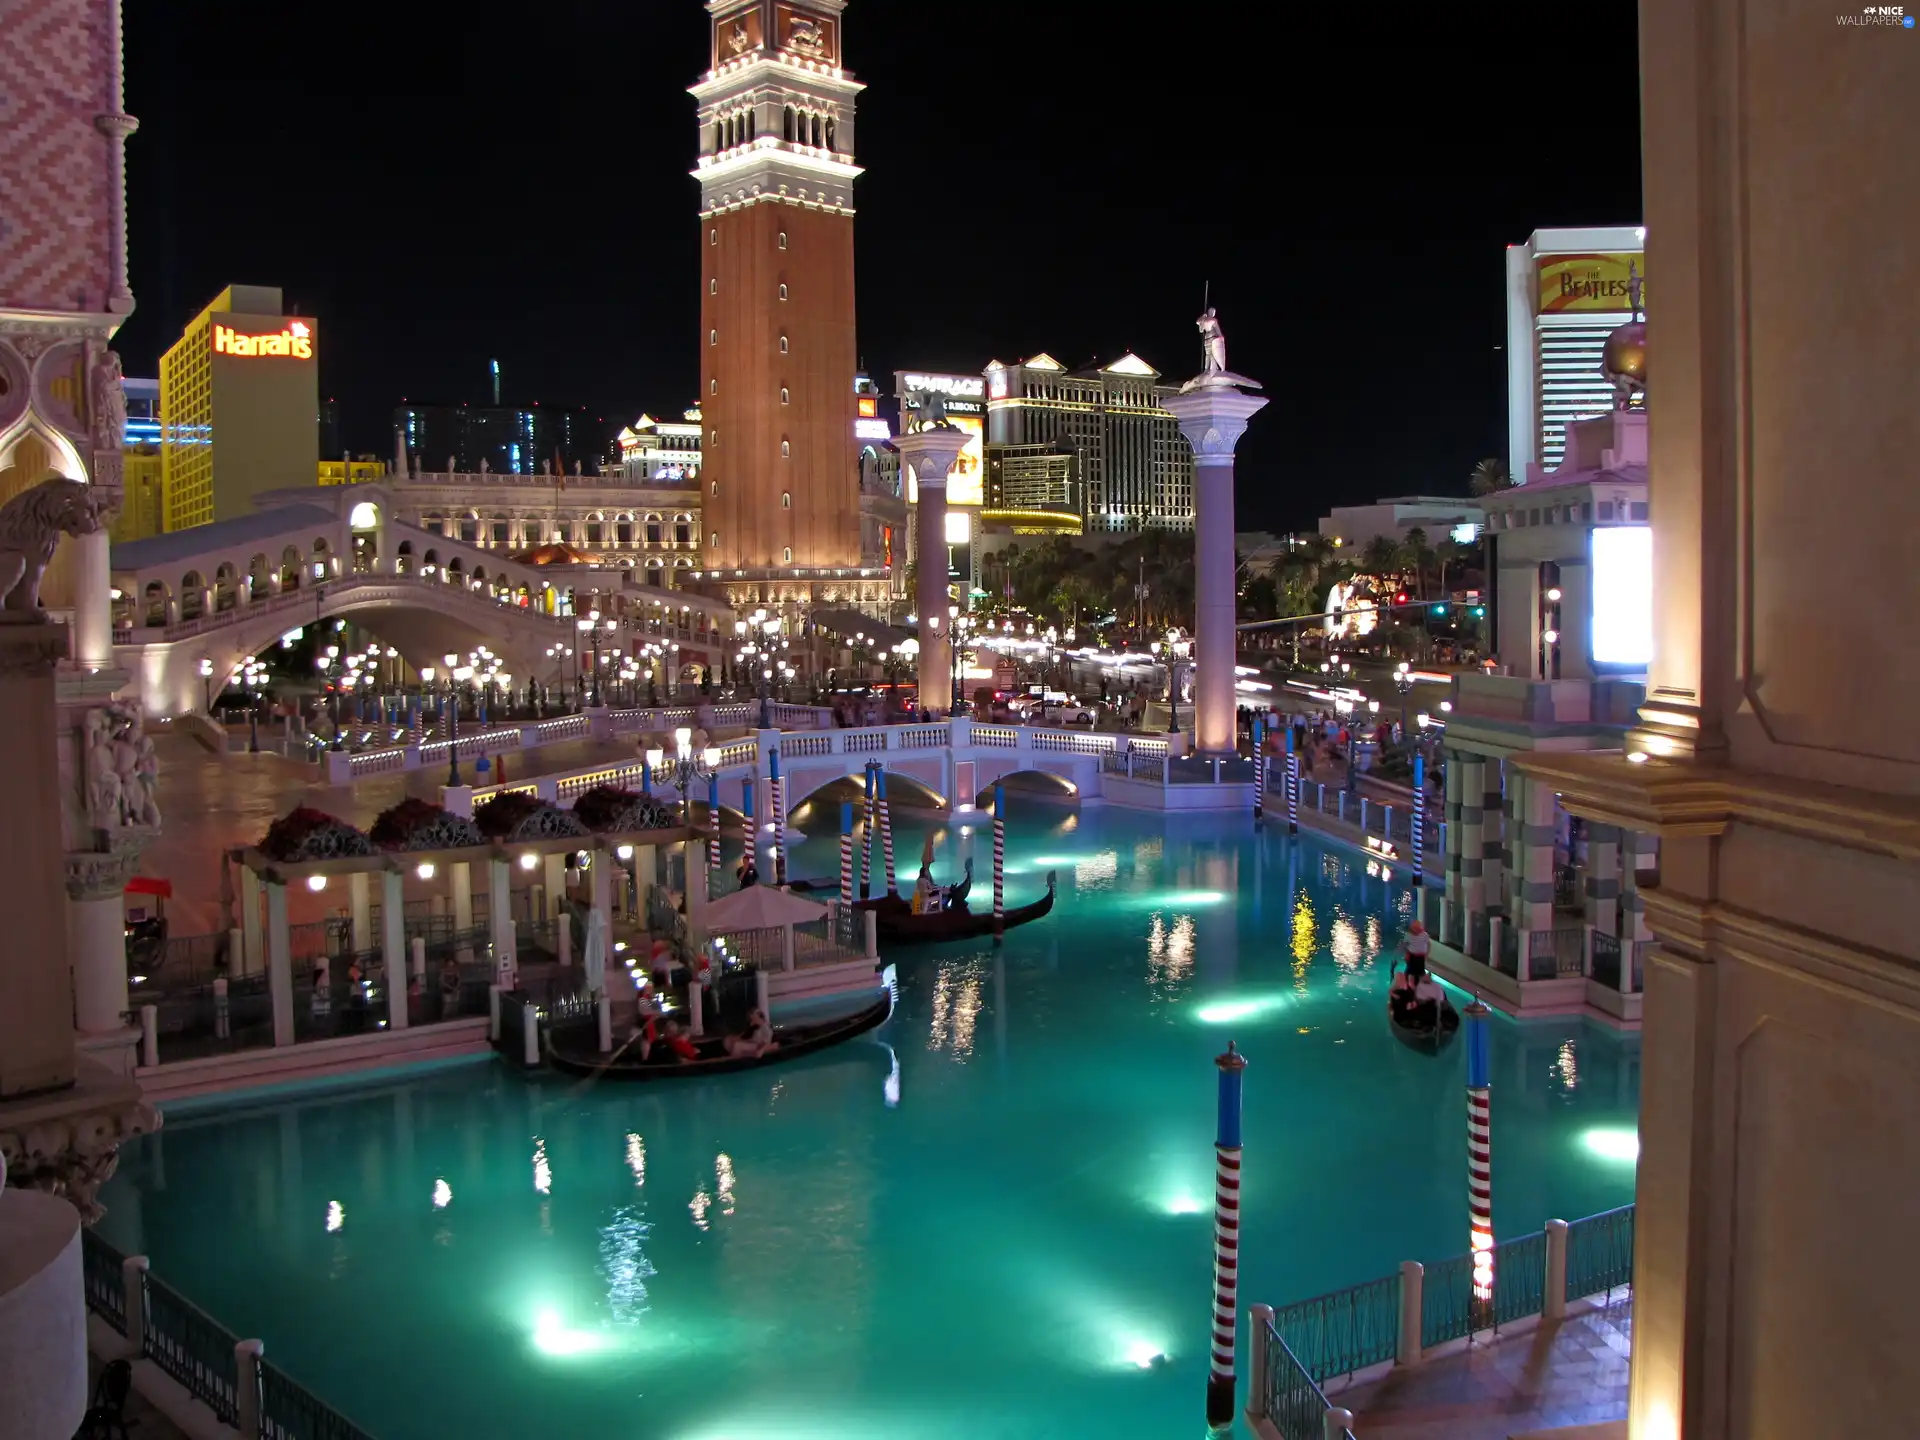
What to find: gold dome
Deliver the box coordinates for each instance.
[510,542,596,566]
[1601,320,1646,408]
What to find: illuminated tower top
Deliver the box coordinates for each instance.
[690,1,864,219]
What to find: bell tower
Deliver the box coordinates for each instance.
[693,0,863,576]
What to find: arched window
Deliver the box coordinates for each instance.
[710,377,717,395]
[779,335,789,354]
[783,106,794,142]
[709,228,717,246]
[709,278,717,295]
[490,513,510,544]
[709,532,719,550]
[710,480,718,496]
[778,231,788,250]
[826,119,837,152]
[615,515,634,545]
[709,329,718,346]
[779,283,788,300]
[780,387,789,405]
[780,440,790,458]
[645,514,663,545]
[781,492,791,509]
[783,547,793,564]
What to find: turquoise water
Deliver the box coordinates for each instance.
[100,805,1640,1440]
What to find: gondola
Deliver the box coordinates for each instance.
[1388,990,1461,1056]
[869,869,1056,945]
[545,972,896,1081]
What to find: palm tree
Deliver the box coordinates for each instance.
[1402,526,1438,601]
[1468,457,1514,496]
[1359,533,1406,585]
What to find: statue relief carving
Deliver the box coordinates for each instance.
[91,348,127,455]
[729,20,752,54]
[0,476,111,623]
[787,15,828,55]
[86,703,161,831]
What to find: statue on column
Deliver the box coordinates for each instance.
[905,389,951,432]
[1197,307,1228,376]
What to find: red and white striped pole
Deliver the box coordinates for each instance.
[877,768,897,898]
[1207,1041,1248,1430]
[1465,1001,1495,1325]
[838,801,855,909]
[991,782,1006,941]
[767,746,787,887]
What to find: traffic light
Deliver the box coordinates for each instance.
[1430,603,1447,616]
[1394,592,1408,605]
[1471,605,1486,618]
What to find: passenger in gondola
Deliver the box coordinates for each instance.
[635,1014,699,1064]
[724,1008,779,1059]
[736,855,759,889]
[912,865,941,914]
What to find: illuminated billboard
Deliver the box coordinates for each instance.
[1590,525,1653,666]
[212,318,315,360]
[897,371,985,507]
[1537,253,1645,315]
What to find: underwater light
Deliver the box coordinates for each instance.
[1582,1127,1640,1163]
[531,1309,610,1357]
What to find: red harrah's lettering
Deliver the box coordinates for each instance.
[213,320,314,359]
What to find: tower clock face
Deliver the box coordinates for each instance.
[775,4,836,63]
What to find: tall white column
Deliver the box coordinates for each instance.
[71,529,113,671]
[589,846,613,956]
[1457,753,1486,921]
[240,866,263,977]
[349,871,371,954]
[66,866,134,1036]
[542,852,565,918]
[895,426,969,716]
[380,869,408,1031]
[488,856,514,960]
[1160,378,1269,757]
[450,861,473,932]
[265,880,293,1046]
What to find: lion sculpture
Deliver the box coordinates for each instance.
[0,476,110,623]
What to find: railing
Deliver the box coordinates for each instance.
[970,726,1019,748]
[1590,929,1623,989]
[1252,1204,1635,1432]
[259,1357,379,1440]
[1269,1273,1399,1384]
[82,1227,126,1333]
[1528,927,1587,980]
[1496,918,1520,976]
[143,1270,241,1423]
[1565,1204,1636,1301]
[895,723,952,749]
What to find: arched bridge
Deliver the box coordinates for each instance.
[111,486,735,716]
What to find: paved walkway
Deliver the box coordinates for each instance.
[1332,1296,1632,1440]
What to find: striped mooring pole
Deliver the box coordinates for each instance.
[860,763,877,900]
[1411,753,1426,887]
[838,801,855,909]
[1251,717,1265,820]
[877,768,897,898]
[1465,1001,1495,1324]
[641,756,652,795]
[742,775,757,874]
[991,782,1007,940]
[706,773,722,874]
[1285,724,1300,836]
[768,747,787,887]
[1207,1040,1248,1431]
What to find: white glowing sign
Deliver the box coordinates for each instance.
[854,418,891,440]
[902,372,985,398]
[1590,525,1653,666]
[944,510,972,546]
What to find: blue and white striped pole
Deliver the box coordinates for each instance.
[861,763,876,900]
[1208,1041,1248,1430]
[838,801,855,909]
[991,782,1006,941]
[1284,724,1300,835]
[768,746,787,888]
[641,756,652,795]
[742,775,756,876]
[1251,717,1265,820]
[1411,753,1426,888]
[1465,1001,1495,1322]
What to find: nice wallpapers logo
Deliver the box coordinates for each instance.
[1838,4,1914,23]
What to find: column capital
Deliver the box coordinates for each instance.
[893,426,969,480]
[64,837,146,901]
[0,624,68,679]
[1158,383,1270,461]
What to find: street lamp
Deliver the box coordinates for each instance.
[1156,627,1190,734]
[198,657,214,713]
[1394,660,1415,749]
[645,726,723,830]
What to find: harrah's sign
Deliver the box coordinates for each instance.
[213,319,314,359]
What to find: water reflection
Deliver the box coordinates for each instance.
[626,1133,646,1187]
[1145,912,1196,988]
[325,1200,344,1233]
[927,960,983,1059]
[532,1139,553,1196]
[715,1154,737,1217]
[431,1178,452,1209]
[597,1206,656,1323]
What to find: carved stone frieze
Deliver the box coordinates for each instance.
[0,1094,161,1224]
[65,839,147,901]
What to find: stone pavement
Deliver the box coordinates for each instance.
[1332,1295,1632,1440]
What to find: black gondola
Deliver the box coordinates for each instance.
[1388,990,1461,1055]
[545,976,895,1081]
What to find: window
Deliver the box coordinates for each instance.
[782,491,791,509]
[616,520,633,544]
[783,547,793,563]
[459,518,478,542]
[646,519,662,544]
[586,521,604,545]
[778,231,788,250]
[709,329,718,346]
[1629,502,1649,520]
[675,521,691,546]
[709,228,717,246]
[491,518,510,543]
[710,480,718,496]
[554,522,572,544]
[710,378,717,395]
[779,283,788,300]
[781,440,790,458]
[709,278,717,294]
[1598,500,1615,520]
[710,532,719,549]
[778,335,788,354]
[780,387,790,405]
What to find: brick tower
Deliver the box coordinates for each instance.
[692,0,863,581]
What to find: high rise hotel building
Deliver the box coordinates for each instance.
[691,0,864,583]
[1505,226,1645,478]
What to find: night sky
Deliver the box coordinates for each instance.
[115,2,1641,532]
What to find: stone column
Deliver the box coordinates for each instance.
[1584,823,1621,937]
[895,426,969,716]
[265,878,293,1047]
[590,846,614,955]
[380,869,407,1031]
[542,851,565,918]
[1479,758,1505,913]
[240,865,263,977]
[1516,775,1557,962]
[0,627,78,1097]
[633,843,657,922]
[1442,750,1465,934]
[66,848,141,1038]
[349,870,372,954]
[71,530,113,672]
[1457,753,1486,924]
[488,856,514,961]
[1160,379,1269,757]
[450,861,473,932]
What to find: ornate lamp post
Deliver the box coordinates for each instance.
[645,726,723,829]
[197,657,214,713]
[1155,628,1191,734]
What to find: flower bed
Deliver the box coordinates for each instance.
[473,790,589,843]
[570,785,680,835]
[259,807,375,864]
[369,797,485,852]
